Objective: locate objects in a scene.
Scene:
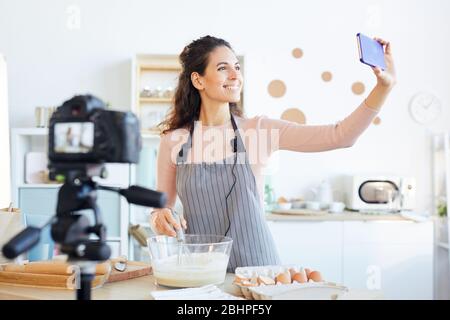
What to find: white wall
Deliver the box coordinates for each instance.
[1,0,449,212]
[0,54,11,207]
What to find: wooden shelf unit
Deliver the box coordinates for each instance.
[128,52,245,261]
[431,132,450,299]
[132,53,245,133]
[132,54,180,133]
[10,128,131,258]
[139,97,173,104]
[139,64,181,72]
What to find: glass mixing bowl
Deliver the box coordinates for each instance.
[147,234,232,288]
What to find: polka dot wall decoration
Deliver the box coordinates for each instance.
[268,80,286,98]
[266,47,372,126]
[321,71,333,82]
[352,82,365,95]
[281,108,306,124]
[292,48,304,59]
[372,117,381,125]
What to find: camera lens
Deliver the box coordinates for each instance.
[71,105,81,116]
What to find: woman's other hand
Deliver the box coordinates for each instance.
[150,208,187,237]
[372,38,396,89]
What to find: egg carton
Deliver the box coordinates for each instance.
[245,282,349,300]
[233,265,347,300]
[235,264,304,279]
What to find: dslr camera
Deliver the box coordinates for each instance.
[48,94,141,179]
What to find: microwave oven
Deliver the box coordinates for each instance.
[344,175,416,212]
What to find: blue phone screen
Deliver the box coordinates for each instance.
[357,33,386,70]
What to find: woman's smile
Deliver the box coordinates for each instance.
[222,84,241,91]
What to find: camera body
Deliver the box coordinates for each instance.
[48,95,141,168]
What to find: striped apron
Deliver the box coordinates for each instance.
[176,114,280,272]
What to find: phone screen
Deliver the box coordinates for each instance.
[357,33,386,70]
[54,122,94,154]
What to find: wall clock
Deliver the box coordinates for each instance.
[409,92,442,124]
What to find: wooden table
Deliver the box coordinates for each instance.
[0,273,382,300]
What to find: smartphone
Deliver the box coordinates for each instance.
[357,33,386,70]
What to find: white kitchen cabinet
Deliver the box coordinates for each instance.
[343,221,434,300]
[431,132,450,299]
[266,219,434,299]
[10,128,132,258]
[266,221,343,283]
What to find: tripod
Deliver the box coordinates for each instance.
[2,164,166,300]
[51,173,110,300]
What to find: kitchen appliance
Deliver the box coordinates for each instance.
[25,152,48,184]
[310,180,334,209]
[35,106,56,128]
[147,234,232,288]
[344,175,416,212]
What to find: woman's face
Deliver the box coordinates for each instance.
[193,46,243,103]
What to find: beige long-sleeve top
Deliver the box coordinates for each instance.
[156,101,379,208]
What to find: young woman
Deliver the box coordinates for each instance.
[150,35,396,271]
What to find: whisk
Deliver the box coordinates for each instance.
[173,211,189,265]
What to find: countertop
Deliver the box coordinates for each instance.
[0,273,382,300]
[266,210,428,222]
[0,274,238,300]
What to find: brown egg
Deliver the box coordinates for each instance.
[277,196,288,204]
[233,274,248,285]
[288,268,297,279]
[257,275,276,286]
[241,280,259,287]
[250,276,259,285]
[275,271,291,284]
[292,271,308,283]
[304,268,312,278]
[308,271,323,282]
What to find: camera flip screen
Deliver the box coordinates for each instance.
[54,122,94,153]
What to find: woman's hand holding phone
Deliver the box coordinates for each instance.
[359,35,397,111]
[371,37,396,89]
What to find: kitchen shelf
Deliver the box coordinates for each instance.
[130,54,173,260]
[433,132,450,152]
[12,127,49,136]
[139,97,173,104]
[141,132,161,139]
[131,54,179,133]
[139,64,181,72]
[431,131,450,299]
[18,184,61,188]
[432,132,450,229]
[128,52,245,261]
[11,128,132,258]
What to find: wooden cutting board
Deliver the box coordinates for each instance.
[106,261,151,283]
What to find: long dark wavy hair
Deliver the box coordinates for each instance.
[158,35,243,134]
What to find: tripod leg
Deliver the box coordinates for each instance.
[76,264,96,300]
[77,273,94,300]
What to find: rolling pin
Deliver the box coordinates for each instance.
[2,261,111,275]
[0,271,77,289]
